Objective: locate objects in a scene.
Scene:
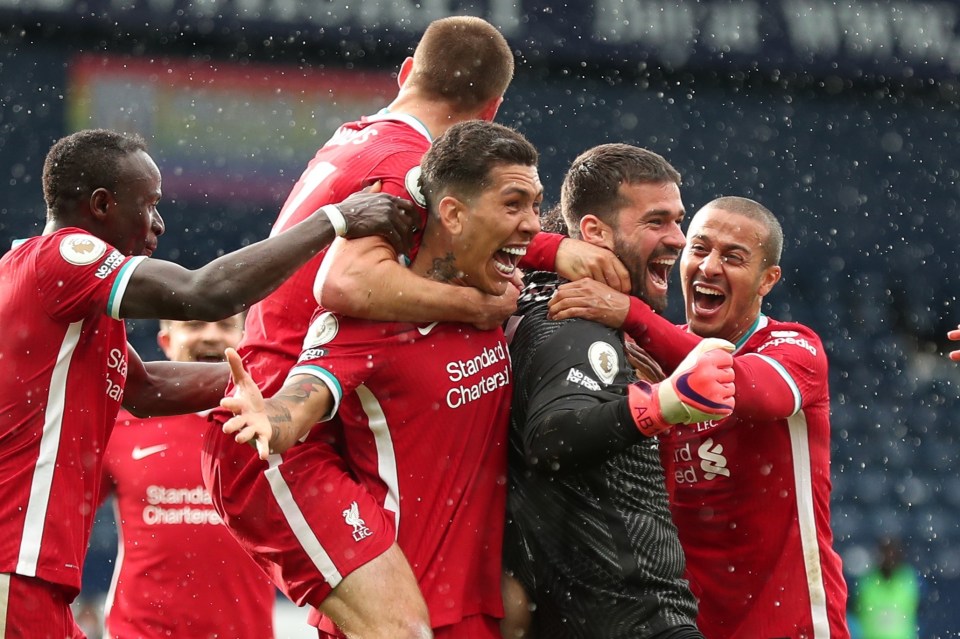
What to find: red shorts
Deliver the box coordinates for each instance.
[201,420,395,608]
[316,614,501,639]
[0,573,85,639]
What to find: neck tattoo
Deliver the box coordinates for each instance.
[427,253,461,283]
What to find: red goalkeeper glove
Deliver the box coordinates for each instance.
[627,338,736,437]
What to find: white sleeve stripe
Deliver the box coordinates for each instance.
[107,256,147,319]
[746,352,802,415]
[264,457,343,588]
[356,385,401,537]
[788,413,832,638]
[287,365,341,421]
[17,320,83,576]
[0,572,10,636]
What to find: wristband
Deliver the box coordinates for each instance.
[320,204,347,237]
[622,297,651,340]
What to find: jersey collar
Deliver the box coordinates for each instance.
[733,314,767,351]
[366,110,432,143]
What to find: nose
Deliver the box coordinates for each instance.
[699,249,723,276]
[152,210,165,238]
[520,207,541,237]
[198,323,224,343]
[666,222,686,250]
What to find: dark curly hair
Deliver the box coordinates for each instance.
[419,120,537,208]
[42,129,147,215]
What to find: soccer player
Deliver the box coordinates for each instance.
[550,197,851,638]
[202,15,627,639]
[98,315,275,638]
[948,324,960,361]
[219,120,541,639]
[0,128,412,637]
[503,144,734,639]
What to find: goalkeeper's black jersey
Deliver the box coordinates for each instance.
[505,272,699,638]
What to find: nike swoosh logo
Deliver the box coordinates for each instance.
[132,444,169,460]
[676,373,732,411]
[417,322,439,336]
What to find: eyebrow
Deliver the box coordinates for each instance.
[691,233,753,254]
[500,185,543,199]
[644,207,685,218]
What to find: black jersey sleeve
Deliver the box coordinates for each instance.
[515,318,645,474]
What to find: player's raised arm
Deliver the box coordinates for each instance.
[317,233,519,330]
[219,349,332,459]
[120,190,416,321]
[121,343,229,417]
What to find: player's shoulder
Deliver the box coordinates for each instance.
[329,113,430,153]
[744,316,825,359]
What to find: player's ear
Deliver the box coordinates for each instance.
[580,214,614,251]
[89,187,113,223]
[437,195,465,235]
[157,325,173,358]
[477,96,503,122]
[757,264,782,298]
[397,57,415,88]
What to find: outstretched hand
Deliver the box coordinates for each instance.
[554,237,631,293]
[949,325,960,362]
[337,181,418,257]
[548,278,631,328]
[219,348,273,460]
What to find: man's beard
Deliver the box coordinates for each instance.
[613,237,668,314]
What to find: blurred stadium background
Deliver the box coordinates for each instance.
[2,1,958,636]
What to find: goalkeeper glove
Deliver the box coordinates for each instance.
[627,338,736,437]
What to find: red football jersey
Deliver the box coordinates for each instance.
[226,111,560,405]
[291,312,511,632]
[231,112,433,402]
[0,228,145,595]
[101,410,275,638]
[658,316,849,639]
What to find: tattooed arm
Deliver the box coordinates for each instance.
[219,348,333,460]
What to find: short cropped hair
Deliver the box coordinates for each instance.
[42,129,147,214]
[419,120,537,208]
[702,196,784,266]
[409,16,514,111]
[561,143,681,239]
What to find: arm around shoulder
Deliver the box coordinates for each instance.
[317,234,516,329]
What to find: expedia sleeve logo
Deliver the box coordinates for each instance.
[757,330,819,356]
[59,234,107,265]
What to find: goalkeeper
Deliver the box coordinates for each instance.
[548,196,850,638]
[503,144,730,639]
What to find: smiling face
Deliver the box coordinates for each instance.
[609,181,686,313]
[158,315,244,363]
[680,206,782,342]
[104,150,165,257]
[450,163,543,296]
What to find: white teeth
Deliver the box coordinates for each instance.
[494,261,516,275]
[652,257,676,266]
[694,284,723,296]
[501,246,527,256]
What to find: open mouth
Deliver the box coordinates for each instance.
[493,245,527,277]
[648,256,676,289]
[194,351,226,363]
[693,283,726,312]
